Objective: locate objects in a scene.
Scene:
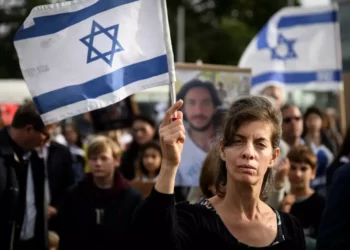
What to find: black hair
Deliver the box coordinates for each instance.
[11,101,45,132]
[133,115,157,128]
[176,79,222,107]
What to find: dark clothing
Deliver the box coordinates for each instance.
[132,188,306,250]
[59,171,142,250]
[326,156,349,194]
[119,142,139,180]
[290,193,325,239]
[46,141,75,232]
[316,163,350,250]
[46,141,75,209]
[0,127,48,250]
[174,186,191,202]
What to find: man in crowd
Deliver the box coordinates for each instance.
[175,79,221,201]
[266,104,304,208]
[281,104,304,149]
[0,102,50,250]
[260,84,284,109]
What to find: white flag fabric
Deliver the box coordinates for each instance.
[14,0,175,124]
[238,5,342,94]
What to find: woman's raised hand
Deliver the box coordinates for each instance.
[159,100,186,168]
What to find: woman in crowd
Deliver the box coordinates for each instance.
[132,96,306,250]
[281,145,325,249]
[302,107,334,197]
[119,115,158,180]
[59,136,142,250]
[136,141,162,182]
[62,123,86,184]
[322,109,342,151]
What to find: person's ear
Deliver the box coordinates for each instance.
[219,140,226,161]
[269,147,280,168]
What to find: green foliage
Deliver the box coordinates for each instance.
[0,0,291,78]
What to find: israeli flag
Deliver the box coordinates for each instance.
[14,0,175,124]
[238,5,342,94]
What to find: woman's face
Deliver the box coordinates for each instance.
[88,148,119,178]
[132,120,156,145]
[288,161,315,189]
[64,125,78,145]
[142,147,162,173]
[221,120,279,187]
[305,113,322,133]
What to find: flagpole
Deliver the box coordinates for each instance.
[161,0,177,106]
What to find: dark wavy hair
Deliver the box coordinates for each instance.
[176,79,222,105]
[215,96,282,201]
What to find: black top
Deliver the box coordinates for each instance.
[290,192,325,239]
[316,163,350,250]
[132,188,306,250]
[59,172,142,250]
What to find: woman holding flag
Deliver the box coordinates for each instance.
[132,96,306,250]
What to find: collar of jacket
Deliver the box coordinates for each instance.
[83,170,130,195]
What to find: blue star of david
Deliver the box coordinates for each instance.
[80,20,123,66]
[270,34,297,61]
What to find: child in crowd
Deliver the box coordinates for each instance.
[137,141,162,182]
[58,136,142,250]
[281,145,325,249]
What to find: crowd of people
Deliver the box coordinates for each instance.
[0,81,349,250]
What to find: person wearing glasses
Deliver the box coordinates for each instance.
[0,102,50,250]
[281,104,304,149]
[267,104,304,209]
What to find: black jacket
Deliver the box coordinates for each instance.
[58,171,142,250]
[0,127,48,250]
[46,141,75,232]
[317,163,350,250]
[47,141,75,210]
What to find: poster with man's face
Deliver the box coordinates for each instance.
[173,63,252,187]
[175,63,251,110]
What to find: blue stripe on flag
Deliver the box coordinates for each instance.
[252,70,342,86]
[278,10,337,29]
[33,55,168,114]
[257,24,268,50]
[14,0,138,41]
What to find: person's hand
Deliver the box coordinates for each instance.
[281,194,296,213]
[159,100,185,168]
[275,158,290,190]
[48,206,57,219]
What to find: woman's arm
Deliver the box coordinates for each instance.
[131,101,197,250]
